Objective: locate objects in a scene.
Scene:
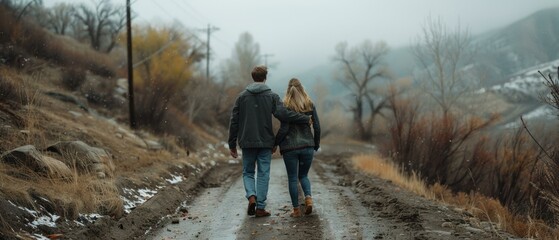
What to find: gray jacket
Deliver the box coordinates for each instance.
[228,83,310,149]
[275,105,321,154]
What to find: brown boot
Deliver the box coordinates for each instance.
[304,196,313,215]
[255,208,271,217]
[247,195,256,216]
[290,207,301,218]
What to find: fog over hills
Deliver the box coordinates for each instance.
[275,7,559,101]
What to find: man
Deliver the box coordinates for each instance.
[228,65,311,217]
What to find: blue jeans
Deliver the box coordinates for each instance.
[242,148,272,210]
[282,147,314,208]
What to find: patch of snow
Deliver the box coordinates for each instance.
[121,188,158,213]
[8,200,64,230]
[503,106,555,129]
[31,214,59,228]
[166,174,183,184]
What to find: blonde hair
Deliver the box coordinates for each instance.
[284,78,313,112]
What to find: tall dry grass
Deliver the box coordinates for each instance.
[353,154,433,199]
[353,153,559,238]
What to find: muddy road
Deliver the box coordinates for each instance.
[150,158,384,239]
[145,146,508,239]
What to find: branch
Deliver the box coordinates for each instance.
[520,116,553,160]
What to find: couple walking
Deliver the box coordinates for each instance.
[228,65,321,218]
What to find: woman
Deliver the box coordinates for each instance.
[274,78,321,217]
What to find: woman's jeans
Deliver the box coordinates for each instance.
[242,148,272,210]
[282,147,314,208]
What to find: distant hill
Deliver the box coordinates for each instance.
[272,6,559,109]
[475,7,559,83]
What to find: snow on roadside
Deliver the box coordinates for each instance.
[121,188,158,213]
[165,174,183,184]
[8,200,60,229]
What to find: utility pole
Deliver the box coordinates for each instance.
[201,24,219,80]
[126,0,136,129]
[262,53,274,67]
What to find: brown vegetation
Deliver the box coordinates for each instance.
[354,153,559,239]
[379,88,559,238]
[61,68,86,91]
[0,5,116,77]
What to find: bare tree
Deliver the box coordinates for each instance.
[412,16,474,115]
[45,3,75,35]
[75,0,125,52]
[333,40,391,140]
[223,32,262,86]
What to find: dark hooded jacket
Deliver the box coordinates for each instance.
[228,83,310,149]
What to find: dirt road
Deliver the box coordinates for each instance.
[146,147,508,239]
[64,144,510,240]
[150,158,384,239]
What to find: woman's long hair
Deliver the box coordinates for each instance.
[284,78,313,112]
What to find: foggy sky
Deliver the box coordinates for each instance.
[44,0,559,82]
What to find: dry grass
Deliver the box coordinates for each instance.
[0,67,198,228]
[353,153,559,239]
[352,154,433,199]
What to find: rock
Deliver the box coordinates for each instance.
[171,218,180,224]
[145,140,163,150]
[464,226,484,233]
[426,230,452,236]
[179,207,188,213]
[115,127,147,148]
[441,222,453,228]
[68,111,83,118]
[43,91,89,111]
[46,141,115,178]
[1,145,72,179]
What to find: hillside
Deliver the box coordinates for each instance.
[0,4,230,239]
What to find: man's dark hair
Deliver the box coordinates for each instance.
[251,66,268,82]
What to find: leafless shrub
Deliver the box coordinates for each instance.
[385,91,498,189]
[61,68,86,91]
[539,67,559,113]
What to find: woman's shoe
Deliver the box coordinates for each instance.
[290,207,301,217]
[304,196,313,215]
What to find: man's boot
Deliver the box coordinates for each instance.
[247,195,256,216]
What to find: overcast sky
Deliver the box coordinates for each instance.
[45,0,559,81]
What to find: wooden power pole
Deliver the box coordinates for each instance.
[126,0,136,128]
[202,24,219,80]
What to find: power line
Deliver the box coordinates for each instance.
[177,0,212,24]
[132,39,176,68]
[169,0,205,26]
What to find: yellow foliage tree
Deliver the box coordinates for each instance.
[126,25,201,131]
